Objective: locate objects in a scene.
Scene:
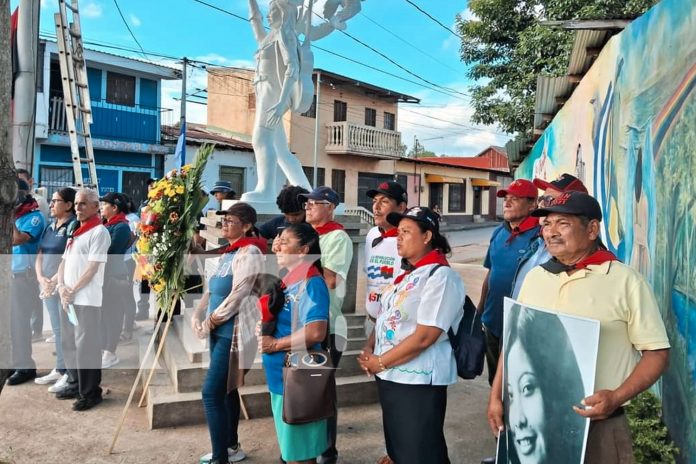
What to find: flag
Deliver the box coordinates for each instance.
[174,120,186,168]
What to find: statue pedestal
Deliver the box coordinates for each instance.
[221,199,278,215]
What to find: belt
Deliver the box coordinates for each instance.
[608,406,625,419]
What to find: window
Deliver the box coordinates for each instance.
[448,182,466,212]
[333,100,347,122]
[365,108,376,127]
[384,112,395,131]
[302,166,325,187]
[248,93,256,110]
[106,71,135,106]
[219,166,245,198]
[357,173,395,210]
[331,169,346,202]
[301,95,317,118]
[39,166,74,198]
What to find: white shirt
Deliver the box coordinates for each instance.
[364,226,401,319]
[62,224,111,307]
[375,263,465,386]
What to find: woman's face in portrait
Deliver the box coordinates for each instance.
[396,218,431,261]
[507,340,548,464]
[276,229,305,269]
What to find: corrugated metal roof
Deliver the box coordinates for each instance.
[505,135,530,165]
[567,30,612,75]
[533,76,572,130]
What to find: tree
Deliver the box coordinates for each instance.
[456,0,658,136]
[406,137,437,158]
[0,0,16,395]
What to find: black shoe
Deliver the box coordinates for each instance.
[6,369,36,385]
[72,395,102,411]
[55,388,80,400]
[481,457,496,464]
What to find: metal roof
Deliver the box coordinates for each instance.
[533,75,572,130]
[567,29,613,76]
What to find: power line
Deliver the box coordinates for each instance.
[400,108,507,136]
[111,0,149,60]
[403,0,463,40]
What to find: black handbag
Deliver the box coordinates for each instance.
[281,282,336,425]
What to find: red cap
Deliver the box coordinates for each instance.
[496,179,538,199]
[533,173,588,194]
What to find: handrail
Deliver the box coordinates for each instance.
[343,205,374,226]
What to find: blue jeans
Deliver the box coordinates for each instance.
[44,294,65,372]
[202,332,241,462]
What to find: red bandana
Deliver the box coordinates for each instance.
[103,212,129,227]
[14,199,39,219]
[393,250,450,285]
[282,261,322,287]
[506,215,540,243]
[220,236,268,254]
[66,215,102,249]
[371,227,398,248]
[541,249,618,274]
[314,221,344,236]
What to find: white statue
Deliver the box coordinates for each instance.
[242,0,360,204]
[323,0,363,30]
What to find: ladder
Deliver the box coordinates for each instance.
[54,0,98,191]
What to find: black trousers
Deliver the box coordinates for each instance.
[60,305,102,400]
[322,334,345,460]
[376,377,450,464]
[483,327,501,386]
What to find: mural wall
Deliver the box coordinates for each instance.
[516,0,696,460]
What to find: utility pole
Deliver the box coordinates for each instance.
[180,57,187,131]
[311,71,321,188]
[0,0,16,395]
[11,0,40,173]
[175,57,187,167]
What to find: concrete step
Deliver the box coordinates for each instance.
[347,325,365,339]
[173,313,208,363]
[161,328,208,393]
[147,374,378,429]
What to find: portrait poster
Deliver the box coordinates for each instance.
[496,297,600,464]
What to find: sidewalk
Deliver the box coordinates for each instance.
[440,220,500,232]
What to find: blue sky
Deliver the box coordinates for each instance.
[19,0,510,155]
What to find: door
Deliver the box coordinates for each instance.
[429,183,443,210]
[473,187,482,215]
[122,171,152,207]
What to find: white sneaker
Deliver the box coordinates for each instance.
[199,444,246,463]
[35,369,62,385]
[101,351,120,369]
[45,335,56,343]
[47,374,69,393]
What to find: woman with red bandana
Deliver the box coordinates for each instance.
[99,192,134,369]
[191,202,267,464]
[358,206,466,464]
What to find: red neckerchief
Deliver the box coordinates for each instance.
[282,262,322,287]
[14,199,39,219]
[314,221,344,236]
[541,249,618,274]
[220,236,268,254]
[506,216,539,243]
[103,212,128,227]
[371,227,398,248]
[66,215,102,249]
[393,250,450,285]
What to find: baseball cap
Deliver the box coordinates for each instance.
[367,181,408,204]
[532,191,602,221]
[99,192,127,212]
[496,179,538,199]
[210,180,233,194]
[533,173,588,194]
[298,186,340,205]
[215,202,258,224]
[386,206,439,233]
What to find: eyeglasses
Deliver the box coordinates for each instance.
[49,199,64,204]
[222,218,242,225]
[303,200,331,209]
[538,195,555,207]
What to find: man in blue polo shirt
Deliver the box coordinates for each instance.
[7,179,46,386]
[477,179,539,386]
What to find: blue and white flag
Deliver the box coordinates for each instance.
[174,120,186,168]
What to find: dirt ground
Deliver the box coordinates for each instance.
[0,243,497,464]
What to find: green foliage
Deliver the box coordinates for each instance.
[626,391,679,463]
[457,0,658,135]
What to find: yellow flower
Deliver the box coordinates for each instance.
[151,281,165,293]
[175,185,185,194]
[166,189,176,198]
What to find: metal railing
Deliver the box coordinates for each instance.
[326,121,403,159]
[48,96,173,144]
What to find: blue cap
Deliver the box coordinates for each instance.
[298,186,340,205]
[210,180,233,194]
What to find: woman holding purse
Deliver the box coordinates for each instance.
[258,223,330,464]
[358,207,466,464]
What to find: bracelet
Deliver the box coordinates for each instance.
[378,356,386,371]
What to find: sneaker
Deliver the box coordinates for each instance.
[199,444,247,463]
[35,369,62,385]
[45,335,56,343]
[48,374,70,393]
[102,351,120,369]
[55,387,79,400]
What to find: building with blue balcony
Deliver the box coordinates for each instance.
[33,39,179,205]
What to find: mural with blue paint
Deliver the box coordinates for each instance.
[517,0,696,460]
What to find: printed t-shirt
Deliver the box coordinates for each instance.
[364,226,400,319]
[39,217,77,277]
[12,210,46,273]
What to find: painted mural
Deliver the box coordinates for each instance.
[516,0,696,460]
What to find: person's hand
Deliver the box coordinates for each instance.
[574,389,621,420]
[271,235,282,254]
[358,352,382,376]
[487,395,505,437]
[190,309,207,339]
[258,335,277,354]
[265,102,286,127]
[59,286,75,307]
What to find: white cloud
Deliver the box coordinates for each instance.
[129,13,141,27]
[82,1,103,18]
[194,53,254,69]
[159,60,209,125]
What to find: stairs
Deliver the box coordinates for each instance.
[144,311,377,429]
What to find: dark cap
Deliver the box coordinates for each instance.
[367,181,408,204]
[533,173,588,194]
[496,179,538,199]
[17,178,30,192]
[298,186,340,205]
[215,201,258,224]
[99,192,127,212]
[210,180,233,194]
[532,191,602,221]
[386,206,440,232]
